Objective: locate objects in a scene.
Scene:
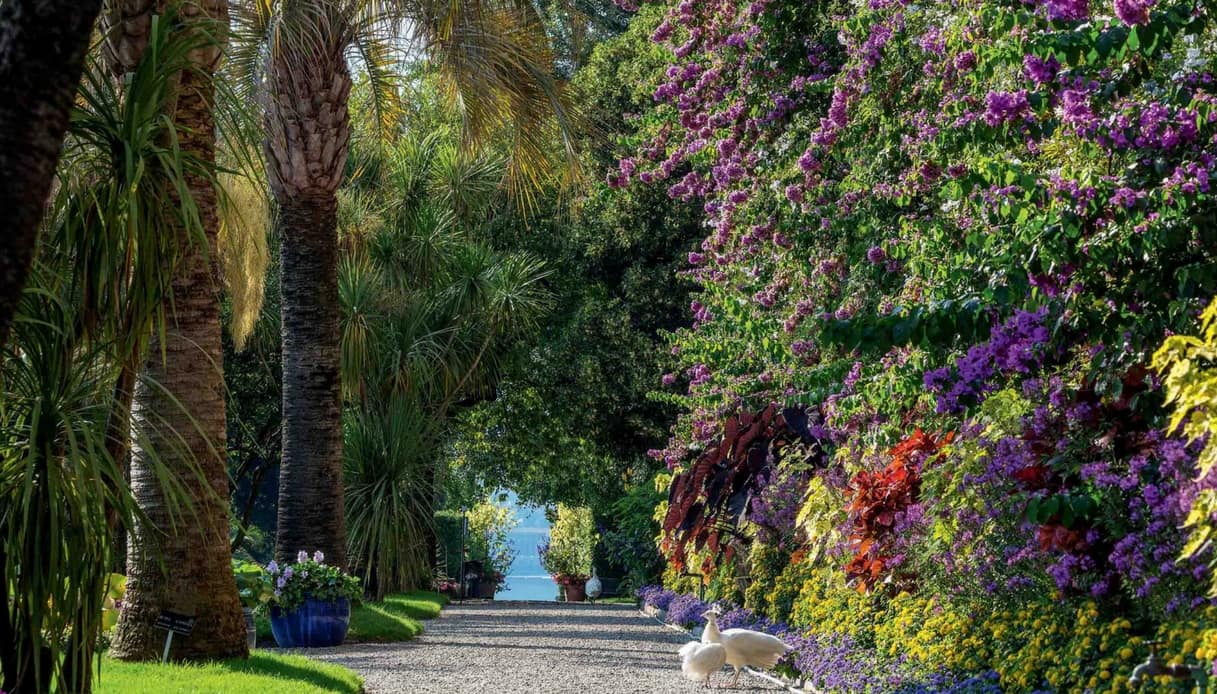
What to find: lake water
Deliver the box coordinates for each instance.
[497,500,558,601]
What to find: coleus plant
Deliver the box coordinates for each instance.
[845,429,953,593]
[661,405,822,575]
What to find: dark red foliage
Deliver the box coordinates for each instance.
[1037,523,1089,553]
[844,429,953,593]
[1013,464,1053,491]
[661,406,819,573]
[1010,366,1158,596]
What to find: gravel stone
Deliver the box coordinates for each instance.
[309,600,783,693]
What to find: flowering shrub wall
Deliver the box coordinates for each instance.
[608,0,1217,689]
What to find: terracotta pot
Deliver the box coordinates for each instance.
[563,579,587,602]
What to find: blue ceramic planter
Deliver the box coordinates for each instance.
[269,597,351,648]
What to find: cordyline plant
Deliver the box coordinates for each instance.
[662,405,822,575]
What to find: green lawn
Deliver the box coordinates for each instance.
[96,652,362,694]
[347,590,447,642]
[255,590,448,644]
[380,590,448,619]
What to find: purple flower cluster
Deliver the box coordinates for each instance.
[636,585,677,610]
[937,366,1217,611]
[1023,54,1060,85]
[1042,0,1089,21]
[923,308,1052,413]
[1114,0,1154,25]
[747,466,811,548]
[983,90,1031,127]
[666,593,711,627]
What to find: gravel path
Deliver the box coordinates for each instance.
[310,600,782,693]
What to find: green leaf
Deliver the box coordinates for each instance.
[1126,25,1141,52]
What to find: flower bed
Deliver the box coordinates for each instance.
[636,584,1007,692]
[608,0,1217,689]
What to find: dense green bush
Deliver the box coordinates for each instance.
[434,511,465,578]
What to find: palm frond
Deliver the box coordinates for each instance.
[348,20,405,137]
[217,172,271,350]
[415,0,583,211]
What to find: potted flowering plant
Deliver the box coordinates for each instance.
[466,500,518,599]
[265,550,362,648]
[539,504,598,602]
[434,576,462,599]
[479,570,507,598]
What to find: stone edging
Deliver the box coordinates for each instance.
[637,606,823,693]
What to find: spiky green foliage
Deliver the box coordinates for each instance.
[340,130,552,599]
[0,17,210,692]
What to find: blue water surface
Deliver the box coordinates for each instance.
[497,497,557,601]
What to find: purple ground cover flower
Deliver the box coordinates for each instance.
[666,593,711,627]
[636,585,678,610]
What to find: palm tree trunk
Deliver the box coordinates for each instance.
[275,192,347,568]
[0,0,104,350]
[263,9,352,568]
[111,0,247,661]
[106,361,137,575]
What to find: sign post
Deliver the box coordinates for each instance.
[154,610,197,663]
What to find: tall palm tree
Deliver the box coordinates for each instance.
[106,2,250,660]
[0,0,105,350]
[232,0,578,568]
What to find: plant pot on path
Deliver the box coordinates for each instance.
[564,579,587,602]
[242,607,257,650]
[270,597,351,648]
[261,550,362,648]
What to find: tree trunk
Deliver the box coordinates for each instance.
[0,0,104,350]
[106,362,137,576]
[111,0,247,661]
[275,192,347,568]
[263,11,351,568]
